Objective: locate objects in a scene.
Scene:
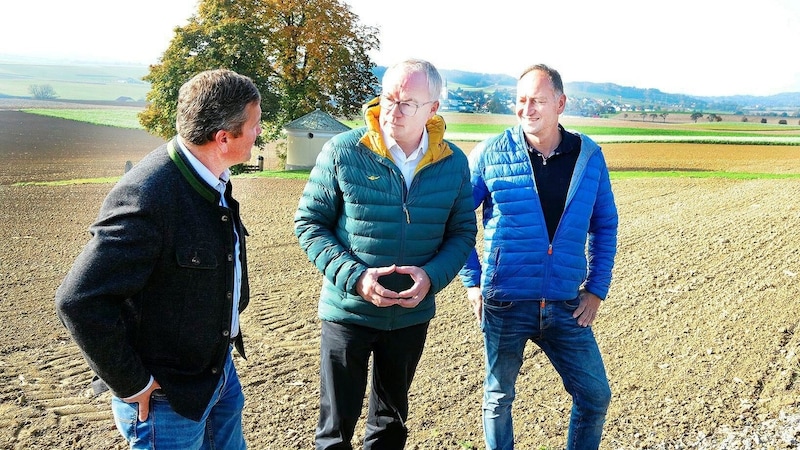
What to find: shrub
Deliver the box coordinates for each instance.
[29,84,57,100]
[230,163,247,175]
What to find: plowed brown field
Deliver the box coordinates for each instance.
[1,110,799,449]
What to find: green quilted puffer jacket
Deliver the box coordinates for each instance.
[294,98,477,330]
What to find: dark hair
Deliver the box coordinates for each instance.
[176,69,261,146]
[519,64,564,97]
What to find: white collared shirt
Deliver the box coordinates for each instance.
[383,128,429,190]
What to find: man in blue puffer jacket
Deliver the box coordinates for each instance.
[294,59,476,449]
[459,64,618,450]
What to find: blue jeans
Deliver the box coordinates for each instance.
[482,298,610,450]
[111,349,246,449]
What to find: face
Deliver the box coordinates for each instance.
[515,70,566,139]
[379,68,438,147]
[223,101,262,165]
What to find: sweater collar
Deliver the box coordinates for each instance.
[167,138,219,203]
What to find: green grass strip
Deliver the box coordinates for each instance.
[446,123,510,134]
[446,123,800,138]
[22,109,143,129]
[691,122,800,132]
[13,170,798,186]
[237,170,311,179]
[574,126,758,137]
[596,137,800,145]
[12,177,120,186]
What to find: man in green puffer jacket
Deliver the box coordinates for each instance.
[294,59,477,449]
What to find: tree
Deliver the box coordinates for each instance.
[29,84,57,100]
[486,90,511,114]
[690,112,703,123]
[140,0,379,142]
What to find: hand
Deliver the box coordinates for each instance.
[393,265,431,309]
[466,286,482,324]
[573,290,602,327]
[356,265,404,307]
[124,380,161,422]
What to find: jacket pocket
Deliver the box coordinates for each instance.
[175,246,218,269]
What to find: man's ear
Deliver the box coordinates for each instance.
[215,129,229,145]
[213,130,232,154]
[428,100,440,119]
[557,94,567,114]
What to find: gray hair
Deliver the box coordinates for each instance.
[384,59,443,102]
[176,69,261,145]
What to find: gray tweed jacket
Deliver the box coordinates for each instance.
[55,138,249,421]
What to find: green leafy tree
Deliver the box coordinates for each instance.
[140,0,379,142]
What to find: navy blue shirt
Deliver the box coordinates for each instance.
[527,125,581,241]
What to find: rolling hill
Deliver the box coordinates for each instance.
[2,56,799,112]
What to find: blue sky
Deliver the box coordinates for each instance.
[2,0,799,97]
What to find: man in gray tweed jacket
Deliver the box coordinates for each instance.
[55,69,262,449]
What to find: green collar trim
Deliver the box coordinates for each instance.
[167,139,217,203]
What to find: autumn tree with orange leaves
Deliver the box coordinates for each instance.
[140,0,379,143]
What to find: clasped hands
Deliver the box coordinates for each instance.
[356,264,430,308]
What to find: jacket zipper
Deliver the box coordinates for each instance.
[399,152,449,224]
[540,298,545,326]
[541,243,554,307]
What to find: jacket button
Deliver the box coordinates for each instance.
[221,215,229,222]
[211,367,219,374]
[222,330,230,337]
[227,254,233,261]
[226,292,232,300]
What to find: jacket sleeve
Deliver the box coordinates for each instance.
[294,143,366,295]
[459,140,489,288]
[584,151,618,299]
[420,151,477,294]
[54,181,159,399]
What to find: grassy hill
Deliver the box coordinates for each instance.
[4,59,800,114]
[0,62,150,102]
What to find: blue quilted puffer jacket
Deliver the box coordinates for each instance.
[459,125,618,301]
[294,99,477,330]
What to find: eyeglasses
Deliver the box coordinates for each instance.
[379,96,435,117]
